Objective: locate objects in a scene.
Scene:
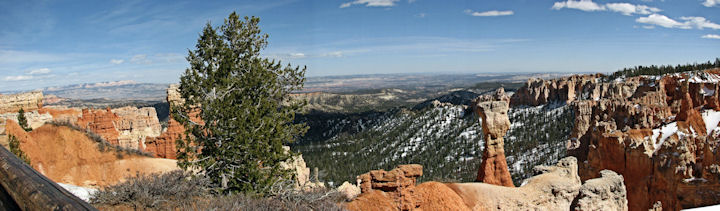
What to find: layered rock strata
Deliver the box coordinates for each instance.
[0,91,43,114]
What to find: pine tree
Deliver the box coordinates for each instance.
[8,135,31,165]
[174,12,307,194]
[17,108,31,132]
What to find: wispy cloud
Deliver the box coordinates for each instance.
[340,0,400,8]
[605,3,661,16]
[552,0,605,12]
[415,13,426,18]
[0,50,67,64]
[3,75,34,81]
[26,68,51,75]
[704,0,719,7]
[130,54,152,64]
[110,59,125,64]
[702,34,720,39]
[552,0,661,16]
[464,10,514,17]
[636,14,720,30]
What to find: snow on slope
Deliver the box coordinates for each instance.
[58,183,97,202]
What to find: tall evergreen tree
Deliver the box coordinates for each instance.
[17,108,31,132]
[174,12,307,194]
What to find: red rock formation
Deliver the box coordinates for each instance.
[355,164,424,210]
[474,94,513,187]
[76,107,121,145]
[518,68,720,210]
[347,157,627,210]
[144,119,183,159]
[143,85,202,159]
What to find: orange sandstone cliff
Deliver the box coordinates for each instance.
[4,119,178,188]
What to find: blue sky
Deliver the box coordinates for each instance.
[1,0,719,91]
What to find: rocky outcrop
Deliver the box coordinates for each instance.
[112,106,162,149]
[574,170,628,211]
[0,91,43,114]
[279,146,325,191]
[76,107,122,145]
[337,181,361,201]
[515,68,720,210]
[474,89,513,187]
[347,157,627,211]
[142,85,190,159]
[355,164,423,210]
[0,110,53,130]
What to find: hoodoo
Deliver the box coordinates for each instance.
[474,88,514,187]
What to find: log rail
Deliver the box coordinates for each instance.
[0,145,96,210]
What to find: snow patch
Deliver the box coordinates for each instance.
[651,122,678,152]
[57,183,97,202]
[702,109,720,135]
[702,86,715,97]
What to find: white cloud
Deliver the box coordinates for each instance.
[679,16,720,30]
[4,75,33,81]
[702,34,720,39]
[415,13,426,18]
[552,0,606,12]
[642,25,655,29]
[636,14,720,30]
[110,59,125,64]
[636,14,687,28]
[606,3,661,16]
[322,51,344,58]
[553,1,662,16]
[339,0,400,8]
[130,54,151,64]
[289,53,306,59]
[26,68,51,75]
[465,10,514,17]
[704,0,719,7]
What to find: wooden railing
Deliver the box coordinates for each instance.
[0,146,96,210]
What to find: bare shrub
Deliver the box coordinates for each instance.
[90,170,212,209]
[90,171,347,210]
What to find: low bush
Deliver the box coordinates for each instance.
[90,170,346,210]
[90,170,211,208]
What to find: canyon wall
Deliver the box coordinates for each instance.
[512,68,720,210]
[0,91,43,114]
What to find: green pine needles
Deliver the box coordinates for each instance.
[8,135,31,165]
[17,108,31,132]
[174,12,308,194]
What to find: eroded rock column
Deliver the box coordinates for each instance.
[475,99,514,187]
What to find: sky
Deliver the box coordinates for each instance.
[1,0,719,91]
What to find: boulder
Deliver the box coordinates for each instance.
[574,170,628,211]
[337,181,361,201]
